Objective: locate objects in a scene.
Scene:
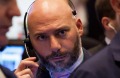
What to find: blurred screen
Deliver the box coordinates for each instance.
[0,45,24,71]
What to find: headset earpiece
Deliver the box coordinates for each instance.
[72,10,77,15]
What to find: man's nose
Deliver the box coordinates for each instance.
[8,2,21,17]
[50,36,61,52]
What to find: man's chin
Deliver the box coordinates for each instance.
[47,63,66,72]
[46,57,71,72]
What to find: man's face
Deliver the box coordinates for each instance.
[110,0,120,31]
[0,0,20,47]
[29,11,82,72]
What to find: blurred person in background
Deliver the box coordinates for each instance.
[69,0,120,77]
[0,0,20,77]
[86,0,105,42]
[89,0,119,55]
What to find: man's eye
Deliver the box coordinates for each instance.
[38,35,47,40]
[58,30,66,36]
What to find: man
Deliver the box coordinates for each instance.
[89,0,119,54]
[69,0,120,78]
[14,0,90,78]
[0,0,20,78]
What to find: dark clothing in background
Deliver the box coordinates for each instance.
[69,32,120,78]
[0,65,16,78]
[88,40,107,55]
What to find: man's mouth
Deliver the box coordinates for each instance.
[49,54,68,62]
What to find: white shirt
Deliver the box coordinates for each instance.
[105,37,111,45]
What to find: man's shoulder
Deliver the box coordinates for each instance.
[82,46,111,70]
[69,47,112,78]
[76,47,110,71]
[70,32,120,78]
[82,47,109,65]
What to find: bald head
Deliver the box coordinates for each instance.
[27,0,75,26]
[29,0,69,14]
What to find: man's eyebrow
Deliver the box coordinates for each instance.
[33,32,47,37]
[33,26,70,36]
[55,26,70,32]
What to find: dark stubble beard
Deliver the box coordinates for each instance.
[37,35,80,72]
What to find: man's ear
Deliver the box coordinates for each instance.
[101,17,111,30]
[110,0,120,13]
[76,19,83,36]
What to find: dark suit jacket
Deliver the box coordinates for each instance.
[81,36,100,50]
[69,32,120,78]
[36,48,91,78]
[88,40,107,55]
[0,65,16,78]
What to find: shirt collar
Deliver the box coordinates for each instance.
[105,37,111,45]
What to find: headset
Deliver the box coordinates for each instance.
[23,0,77,59]
[23,1,38,59]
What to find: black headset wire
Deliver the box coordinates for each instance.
[24,1,35,38]
[23,12,28,38]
